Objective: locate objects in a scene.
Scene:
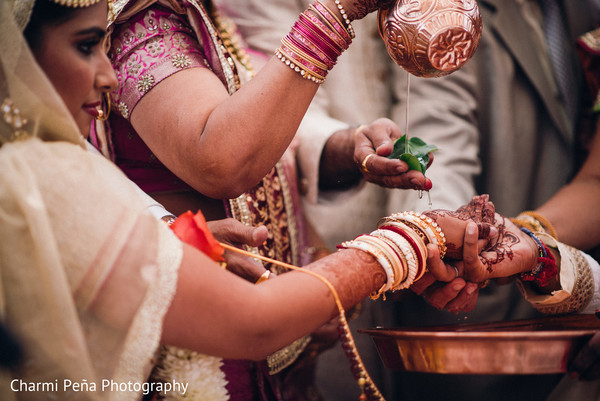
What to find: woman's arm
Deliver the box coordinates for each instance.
[160,244,385,360]
[129,0,386,199]
[131,60,318,199]
[161,194,497,359]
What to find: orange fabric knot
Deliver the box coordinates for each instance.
[170,210,225,262]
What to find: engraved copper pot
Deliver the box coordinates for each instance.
[378,0,483,78]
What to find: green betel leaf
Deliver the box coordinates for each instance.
[388,135,438,173]
[399,153,423,173]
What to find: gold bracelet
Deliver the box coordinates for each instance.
[383,212,447,259]
[276,48,325,83]
[513,211,558,240]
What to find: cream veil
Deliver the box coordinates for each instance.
[0,2,182,400]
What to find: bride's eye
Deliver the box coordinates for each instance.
[75,29,105,56]
[77,38,100,55]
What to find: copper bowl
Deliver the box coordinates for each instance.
[378,0,483,77]
[359,314,600,374]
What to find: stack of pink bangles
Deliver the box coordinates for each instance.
[276,0,354,84]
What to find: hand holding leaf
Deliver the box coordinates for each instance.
[388,135,438,174]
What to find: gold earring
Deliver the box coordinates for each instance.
[96,92,111,121]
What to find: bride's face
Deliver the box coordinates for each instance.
[32,0,117,138]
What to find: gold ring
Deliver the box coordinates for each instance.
[361,153,374,173]
[452,266,459,278]
[255,270,271,285]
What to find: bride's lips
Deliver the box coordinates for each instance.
[83,101,101,117]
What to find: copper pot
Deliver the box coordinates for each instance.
[378,0,483,78]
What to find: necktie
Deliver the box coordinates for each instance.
[539,0,579,127]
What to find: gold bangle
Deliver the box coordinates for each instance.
[278,45,328,77]
[383,212,447,259]
[281,37,329,71]
[308,2,352,43]
[516,211,559,240]
[379,221,428,281]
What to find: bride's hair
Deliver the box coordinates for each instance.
[24,1,77,51]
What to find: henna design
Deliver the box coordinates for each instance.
[426,194,493,224]
[422,195,495,259]
[455,194,494,223]
[481,215,518,273]
[348,1,368,20]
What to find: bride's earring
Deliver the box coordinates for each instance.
[96,92,111,121]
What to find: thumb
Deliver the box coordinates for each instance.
[207,218,267,247]
[250,225,269,246]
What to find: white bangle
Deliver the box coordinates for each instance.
[374,229,418,290]
[355,235,399,292]
[369,229,406,286]
[339,237,394,298]
[376,221,428,281]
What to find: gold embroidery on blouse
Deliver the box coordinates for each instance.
[172,54,192,69]
[118,102,130,119]
[136,74,155,93]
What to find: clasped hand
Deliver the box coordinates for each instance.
[411,195,542,313]
[410,195,600,382]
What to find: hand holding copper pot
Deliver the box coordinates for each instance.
[378,0,483,77]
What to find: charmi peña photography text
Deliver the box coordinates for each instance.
[9,378,189,396]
